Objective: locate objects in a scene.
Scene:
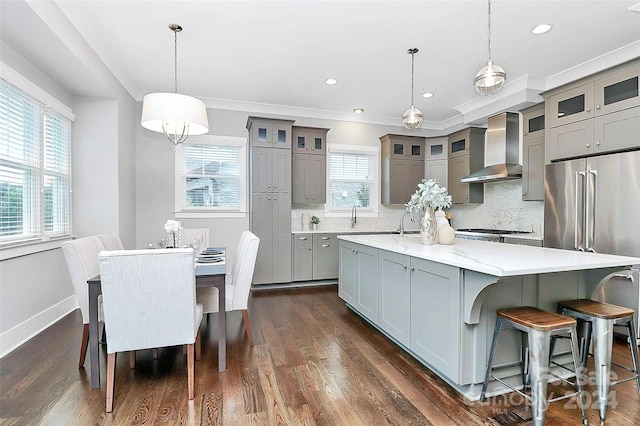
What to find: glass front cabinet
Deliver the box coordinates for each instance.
[546,60,640,161]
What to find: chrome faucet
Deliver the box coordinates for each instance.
[399,211,414,237]
[351,205,357,228]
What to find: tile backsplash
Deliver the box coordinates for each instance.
[292,180,544,236]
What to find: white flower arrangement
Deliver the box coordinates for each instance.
[164,219,180,234]
[164,219,181,247]
[405,179,452,213]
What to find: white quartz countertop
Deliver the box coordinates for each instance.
[338,234,640,277]
[292,229,414,235]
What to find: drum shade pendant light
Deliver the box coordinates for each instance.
[474,0,506,95]
[141,24,209,145]
[402,48,423,130]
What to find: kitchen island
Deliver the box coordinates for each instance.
[337,234,640,400]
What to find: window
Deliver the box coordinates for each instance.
[325,144,379,216]
[175,135,247,218]
[0,78,72,246]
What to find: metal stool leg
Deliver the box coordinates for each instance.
[528,329,551,426]
[593,317,614,421]
[569,326,589,425]
[481,317,503,401]
[626,317,640,395]
[576,318,592,368]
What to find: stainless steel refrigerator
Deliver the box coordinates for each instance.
[544,150,640,341]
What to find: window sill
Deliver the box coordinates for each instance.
[175,211,248,219]
[0,236,73,261]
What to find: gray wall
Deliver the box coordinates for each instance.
[0,41,136,357]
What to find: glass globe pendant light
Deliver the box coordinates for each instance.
[474,0,506,95]
[402,48,423,130]
[141,24,209,146]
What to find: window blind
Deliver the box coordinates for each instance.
[0,79,71,244]
[327,151,375,209]
[177,144,242,210]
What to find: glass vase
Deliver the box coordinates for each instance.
[420,208,437,245]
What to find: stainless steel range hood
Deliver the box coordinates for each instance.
[461,112,522,183]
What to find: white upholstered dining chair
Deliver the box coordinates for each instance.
[196,230,260,346]
[98,248,203,412]
[97,233,125,250]
[61,236,105,367]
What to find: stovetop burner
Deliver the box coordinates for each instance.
[456,228,531,235]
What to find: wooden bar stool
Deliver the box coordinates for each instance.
[557,299,640,421]
[481,306,588,426]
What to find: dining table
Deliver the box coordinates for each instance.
[87,250,227,390]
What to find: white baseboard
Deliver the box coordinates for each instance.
[0,296,78,358]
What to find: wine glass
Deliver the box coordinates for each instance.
[157,237,168,249]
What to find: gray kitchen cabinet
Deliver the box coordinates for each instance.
[312,233,339,280]
[251,192,292,284]
[338,241,463,381]
[378,250,411,346]
[425,159,447,187]
[425,137,448,188]
[293,233,339,281]
[292,126,328,154]
[248,117,294,285]
[338,241,358,305]
[380,134,425,205]
[292,127,328,204]
[292,234,313,281]
[292,153,326,204]
[410,257,461,380]
[447,127,485,204]
[545,60,640,161]
[521,104,545,201]
[338,240,379,322]
[252,147,292,193]
[248,117,293,149]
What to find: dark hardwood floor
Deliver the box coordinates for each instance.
[1,285,639,425]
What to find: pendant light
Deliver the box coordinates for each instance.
[402,48,423,130]
[141,24,209,145]
[474,0,506,95]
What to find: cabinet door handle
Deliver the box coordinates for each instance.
[410,266,415,271]
[586,107,591,112]
[586,143,591,148]
[306,196,309,199]
[322,244,330,248]
[354,249,358,254]
[322,237,330,240]
[403,264,407,269]
[268,184,271,188]
[596,105,601,110]
[596,141,600,146]
[274,196,277,200]
[299,237,308,240]
[274,185,278,188]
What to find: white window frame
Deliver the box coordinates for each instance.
[324,143,379,217]
[174,135,247,219]
[0,64,74,255]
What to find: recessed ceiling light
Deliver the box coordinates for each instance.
[325,78,337,85]
[532,24,552,35]
[353,108,364,114]
[422,92,434,98]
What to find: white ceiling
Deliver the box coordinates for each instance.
[2,1,640,131]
